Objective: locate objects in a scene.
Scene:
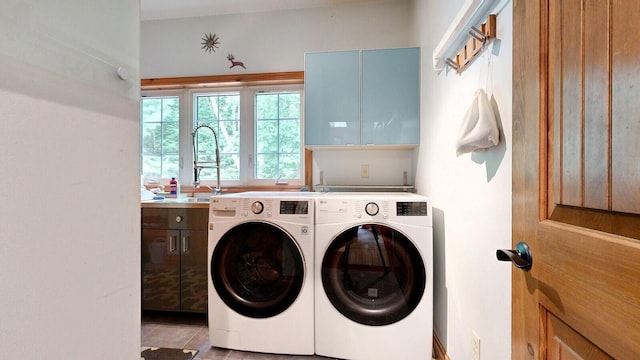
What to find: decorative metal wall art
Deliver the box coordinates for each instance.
[227,54,246,69]
[201,33,220,53]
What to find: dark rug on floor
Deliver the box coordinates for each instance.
[140,347,198,360]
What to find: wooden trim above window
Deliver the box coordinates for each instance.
[141,71,304,90]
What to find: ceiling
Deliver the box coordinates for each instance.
[140,0,394,21]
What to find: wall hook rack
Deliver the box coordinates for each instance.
[446,14,496,73]
[432,0,501,74]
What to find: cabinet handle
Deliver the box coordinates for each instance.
[182,236,190,254]
[168,235,177,254]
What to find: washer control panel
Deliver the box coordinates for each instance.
[219,198,313,220]
[396,201,429,216]
[315,195,432,227]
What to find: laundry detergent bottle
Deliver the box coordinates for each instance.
[169,177,179,194]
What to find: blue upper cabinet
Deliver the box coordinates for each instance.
[304,47,420,147]
[361,48,420,146]
[304,50,361,146]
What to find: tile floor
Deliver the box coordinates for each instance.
[142,311,436,360]
[141,311,333,360]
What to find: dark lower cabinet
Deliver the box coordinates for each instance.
[142,208,208,313]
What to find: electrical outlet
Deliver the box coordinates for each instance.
[472,331,480,360]
[360,164,369,178]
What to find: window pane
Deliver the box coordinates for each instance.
[219,95,239,120]
[197,96,218,121]
[257,94,278,119]
[195,93,240,181]
[279,154,300,178]
[221,154,240,180]
[279,93,300,119]
[162,122,179,154]
[279,119,300,153]
[256,154,278,179]
[255,92,301,180]
[140,96,179,180]
[141,123,161,155]
[219,120,240,153]
[142,98,161,122]
[162,155,179,178]
[256,120,278,153]
[142,155,161,179]
[162,98,179,121]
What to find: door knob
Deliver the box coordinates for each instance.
[496,241,532,271]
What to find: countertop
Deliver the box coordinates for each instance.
[140,197,211,209]
[141,186,306,208]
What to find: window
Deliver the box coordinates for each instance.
[140,85,304,187]
[194,93,241,181]
[140,95,180,179]
[255,92,301,180]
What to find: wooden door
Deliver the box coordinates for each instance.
[512,1,640,359]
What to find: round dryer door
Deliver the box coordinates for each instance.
[211,222,305,318]
[321,224,426,326]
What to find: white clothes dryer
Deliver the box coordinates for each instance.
[208,193,315,355]
[315,193,433,360]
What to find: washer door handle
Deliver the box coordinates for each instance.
[496,241,532,271]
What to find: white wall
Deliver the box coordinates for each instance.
[0,4,140,360]
[312,149,414,188]
[142,0,412,78]
[412,1,513,359]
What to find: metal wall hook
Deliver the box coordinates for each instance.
[468,26,487,42]
[445,58,460,70]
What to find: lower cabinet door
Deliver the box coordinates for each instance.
[180,229,208,313]
[142,229,181,312]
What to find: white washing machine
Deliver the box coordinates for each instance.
[315,193,433,360]
[208,192,315,355]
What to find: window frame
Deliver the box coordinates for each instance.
[141,83,305,188]
[250,85,305,185]
[140,89,187,183]
[190,87,243,187]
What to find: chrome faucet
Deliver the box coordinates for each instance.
[192,124,221,195]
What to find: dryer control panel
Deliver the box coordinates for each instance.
[316,195,432,227]
[396,201,429,216]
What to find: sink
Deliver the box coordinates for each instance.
[144,193,215,204]
[146,196,211,204]
[181,197,211,203]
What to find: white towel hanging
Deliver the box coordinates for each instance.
[455,89,499,156]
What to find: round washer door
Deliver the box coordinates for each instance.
[321,224,426,326]
[211,221,305,318]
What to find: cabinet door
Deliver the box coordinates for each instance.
[142,208,169,229]
[141,229,180,312]
[361,48,420,145]
[304,50,360,145]
[180,229,208,313]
